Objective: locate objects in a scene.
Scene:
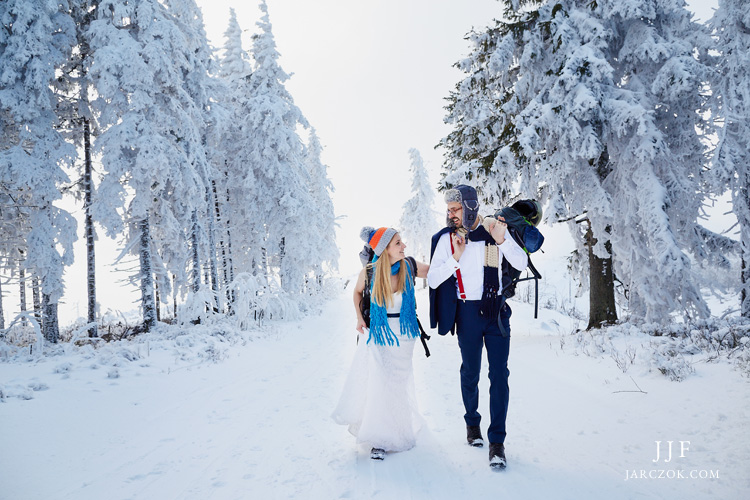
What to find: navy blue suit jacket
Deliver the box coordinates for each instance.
[429,227,458,336]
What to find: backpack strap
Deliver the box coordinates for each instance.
[406,255,430,358]
[364,263,374,289]
[417,316,431,357]
[405,256,417,286]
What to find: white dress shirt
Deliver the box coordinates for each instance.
[427,230,529,300]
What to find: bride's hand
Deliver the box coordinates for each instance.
[356,318,367,334]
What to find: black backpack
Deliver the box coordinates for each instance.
[493,199,544,318]
[358,255,431,357]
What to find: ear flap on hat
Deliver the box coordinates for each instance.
[456,185,479,228]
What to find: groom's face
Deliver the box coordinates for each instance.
[447,202,463,229]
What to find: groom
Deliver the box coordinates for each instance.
[427,184,527,469]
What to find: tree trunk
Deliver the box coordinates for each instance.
[71,0,99,336]
[279,237,286,290]
[739,169,749,319]
[313,263,323,294]
[42,291,59,343]
[263,247,269,284]
[18,264,27,326]
[742,253,748,318]
[205,186,220,311]
[155,278,161,322]
[172,273,178,320]
[84,117,97,337]
[191,210,201,294]
[223,182,236,310]
[213,180,231,311]
[32,274,41,325]
[0,276,5,330]
[139,217,156,331]
[586,223,618,329]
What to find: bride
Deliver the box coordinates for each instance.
[332,226,429,460]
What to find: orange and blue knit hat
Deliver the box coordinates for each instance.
[360,226,398,258]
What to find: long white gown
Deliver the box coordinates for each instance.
[332,292,422,452]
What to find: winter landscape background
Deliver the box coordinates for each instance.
[2,0,750,499]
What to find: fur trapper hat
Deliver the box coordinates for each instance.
[444,184,480,229]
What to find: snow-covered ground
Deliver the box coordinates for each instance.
[1,282,749,500]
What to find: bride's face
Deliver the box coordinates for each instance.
[386,234,406,262]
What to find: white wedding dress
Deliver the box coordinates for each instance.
[332,292,422,452]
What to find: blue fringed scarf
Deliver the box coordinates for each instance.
[367,258,420,347]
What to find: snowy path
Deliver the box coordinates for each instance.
[1,288,749,500]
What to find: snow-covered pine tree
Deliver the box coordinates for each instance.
[304,127,338,292]
[0,0,77,342]
[709,0,750,318]
[89,0,211,330]
[217,8,259,294]
[167,0,231,314]
[441,0,712,325]
[246,0,312,297]
[57,0,101,337]
[399,148,439,287]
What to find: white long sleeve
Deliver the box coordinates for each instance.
[499,234,528,271]
[427,233,460,289]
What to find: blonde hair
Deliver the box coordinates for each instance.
[369,236,407,308]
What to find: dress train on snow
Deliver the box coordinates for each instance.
[332,292,422,452]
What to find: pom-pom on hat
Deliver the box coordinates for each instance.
[360,226,398,257]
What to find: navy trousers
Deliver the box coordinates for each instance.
[455,300,511,444]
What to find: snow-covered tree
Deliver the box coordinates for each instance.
[0,0,77,341]
[245,0,312,295]
[217,8,260,289]
[89,0,211,330]
[217,3,337,315]
[56,0,102,337]
[399,148,440,275]
[303,127,338,291]
[709,0,750,318]
[167,0,232,315]
[442,0,712,325]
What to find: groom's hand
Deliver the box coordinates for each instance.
[451,232,466,261]
[490,216,507,244]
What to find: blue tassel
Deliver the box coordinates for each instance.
[366,259,419,346]
[399,265,420,340]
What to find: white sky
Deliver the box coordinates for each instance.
[46,0,719,326]
[195,0,719,277]
[197,0,508,278]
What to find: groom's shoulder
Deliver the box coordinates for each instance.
[432,226,451,240]
[430,227,452,258]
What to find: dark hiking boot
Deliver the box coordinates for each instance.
[489,443,506,470]
[370,448,386,460]
[467,425,484,447]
